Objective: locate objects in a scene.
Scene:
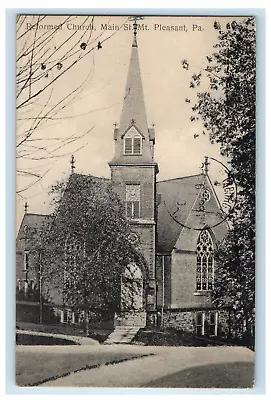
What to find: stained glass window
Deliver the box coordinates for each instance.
[196,229,214,291]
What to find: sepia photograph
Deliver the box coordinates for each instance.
[15,14,256,388]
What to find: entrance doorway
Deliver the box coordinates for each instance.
[121,263,143,310]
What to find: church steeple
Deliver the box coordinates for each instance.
[109,19,157,166]
[118,20,148,137]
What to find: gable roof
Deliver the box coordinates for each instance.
[17,213,52,237]
[68,172,110,186]
[156,174,228,253]
[16,213,53,251]
[156,174,204,253]
[121,123,145,139]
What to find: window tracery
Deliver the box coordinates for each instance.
[196,229,214,291]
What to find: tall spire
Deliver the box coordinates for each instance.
[118,17,148,136]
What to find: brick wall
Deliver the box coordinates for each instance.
[110,165,156,219]
[156,255,171,308]
[131,224,156,279]
[170,250,213,308]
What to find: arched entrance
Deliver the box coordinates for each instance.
[121,263,144,310]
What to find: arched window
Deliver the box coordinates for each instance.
[124,134,142,155]
[196,229,214,291]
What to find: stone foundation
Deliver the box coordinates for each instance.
[163,309,195,333]
[163,308,230,337]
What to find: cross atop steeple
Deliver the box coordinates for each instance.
[128,16,144,48]
[24,201,28,214]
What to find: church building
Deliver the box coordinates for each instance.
[16,23,230,339]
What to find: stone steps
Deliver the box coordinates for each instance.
[114,311,147,327]
[104,326,141,344]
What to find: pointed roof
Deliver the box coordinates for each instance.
[156,174,229,253]
[16,213,52,245]
[118,32,148,136]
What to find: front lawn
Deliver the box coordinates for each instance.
[17,321,112,342]
[16,333,78,346]
[134,327,243,347]
[16,348,152,386]
[143,361,254,388]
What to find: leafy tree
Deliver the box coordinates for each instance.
[183,18,256,340]
[28,173,145,334]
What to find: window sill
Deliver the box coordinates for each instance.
[123,153,142,156]
[128,218,155,225]
[194,290,212,296]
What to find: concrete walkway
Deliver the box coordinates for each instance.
[39,345,254,388]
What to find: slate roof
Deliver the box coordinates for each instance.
[156,174,205,253]
[17,213,52,239]
[68,172,110,186]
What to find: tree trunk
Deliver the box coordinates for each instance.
[85,309,89,337]
[39,258,43,324]
[39,293,43,324]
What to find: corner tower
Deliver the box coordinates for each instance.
[109,21,158,316]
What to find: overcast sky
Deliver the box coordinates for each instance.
[16,15,246,230]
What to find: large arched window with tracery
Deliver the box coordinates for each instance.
[196,229,214,291]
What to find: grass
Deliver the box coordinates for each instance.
[17,321,112,342]
[16,349,153,386]
[142,362,254,388]
[134,327,243,347]
[16,333,78,346]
